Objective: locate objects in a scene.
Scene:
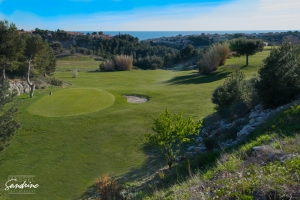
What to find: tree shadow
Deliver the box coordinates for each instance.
[165,70,231,85]
[240,65,248,69]
[79,147,166,199]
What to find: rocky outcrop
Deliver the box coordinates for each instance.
[184,98,300,159]
[9,80,30,95]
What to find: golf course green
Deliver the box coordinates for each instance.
[28,88,115,117]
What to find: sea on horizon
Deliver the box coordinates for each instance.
[74,30,296,41]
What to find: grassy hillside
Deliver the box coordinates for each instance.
[0,50,270,199]
[147,103,300,199]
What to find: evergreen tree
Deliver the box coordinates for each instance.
[230,38,264,65]
[0,79,20,152]
[255,41,300,108]
[0,20,22,89]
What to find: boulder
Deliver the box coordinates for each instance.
[237,125,255,138]
[255,104,264,111]
[187,146,195,151]
[280,153,298,163]
[249,111,261,119]
[196,136,203,142]
[194,144,206,153]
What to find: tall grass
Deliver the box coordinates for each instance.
[199,42,230,74]
[114,54,133,71]
[101,59,115,71]
[72,69,78,78]
[216,42,230,66]
[199,50,220,74]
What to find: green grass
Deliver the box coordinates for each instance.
[0,50,271,199]
[56,55,101,71]
[28,88,114,117]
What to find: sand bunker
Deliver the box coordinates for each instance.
[125,95,148,103]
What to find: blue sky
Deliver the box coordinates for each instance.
[0,0,299,31]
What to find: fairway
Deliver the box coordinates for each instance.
[28,88,114,117]
[0,50,271,199]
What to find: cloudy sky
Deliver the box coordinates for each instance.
[0,0,299,31]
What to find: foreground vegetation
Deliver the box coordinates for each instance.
[147,103,300,199]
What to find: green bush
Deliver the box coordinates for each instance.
[145,108,202,168]
[212,70,257,119]
[47,77,63,86]
[134,56,164,70]
[255,41,300,108]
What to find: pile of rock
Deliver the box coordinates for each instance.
[184,98,300,159]
[9,80,30,95]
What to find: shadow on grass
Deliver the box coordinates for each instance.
[165,70,231,85]
[80,99,300,199]
[79,146,166,199]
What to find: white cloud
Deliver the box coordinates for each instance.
[116,0,300,31]
[2,0,300,31]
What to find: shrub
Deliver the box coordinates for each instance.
[134,56,164,70]
[199,42,230,74]
[96,174,123,200]
[255,41,300,108]
[47,77,63,86]
[114,54,133,71]
[100,60,115,71]
[72,69,78,78]
[199,49,220,73]
[216,42,230,66]
[212,69,257,119]
[145,108,202,168]
[32,79,48,89]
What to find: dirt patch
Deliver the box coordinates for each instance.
[124,95,148,104]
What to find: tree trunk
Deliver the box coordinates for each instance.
[26,57,35,98]
[29,84,35,98]
[2,63,5,90]
[246,54,249,66]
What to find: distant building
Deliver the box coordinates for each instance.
[67,31,84,38]
[283,35,299,44]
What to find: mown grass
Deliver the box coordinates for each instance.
[56,55,101,71]
[0,50,270,199]
[28,88,114,117]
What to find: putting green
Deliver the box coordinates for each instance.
[28,88,115,117]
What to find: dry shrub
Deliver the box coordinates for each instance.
[101,60,115,71]
[199,42,230,74]
[114,55,133,71]
[199,49,220,74]
[96,174,123,200]
[215,42,230,66]
[72,69,78,78]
